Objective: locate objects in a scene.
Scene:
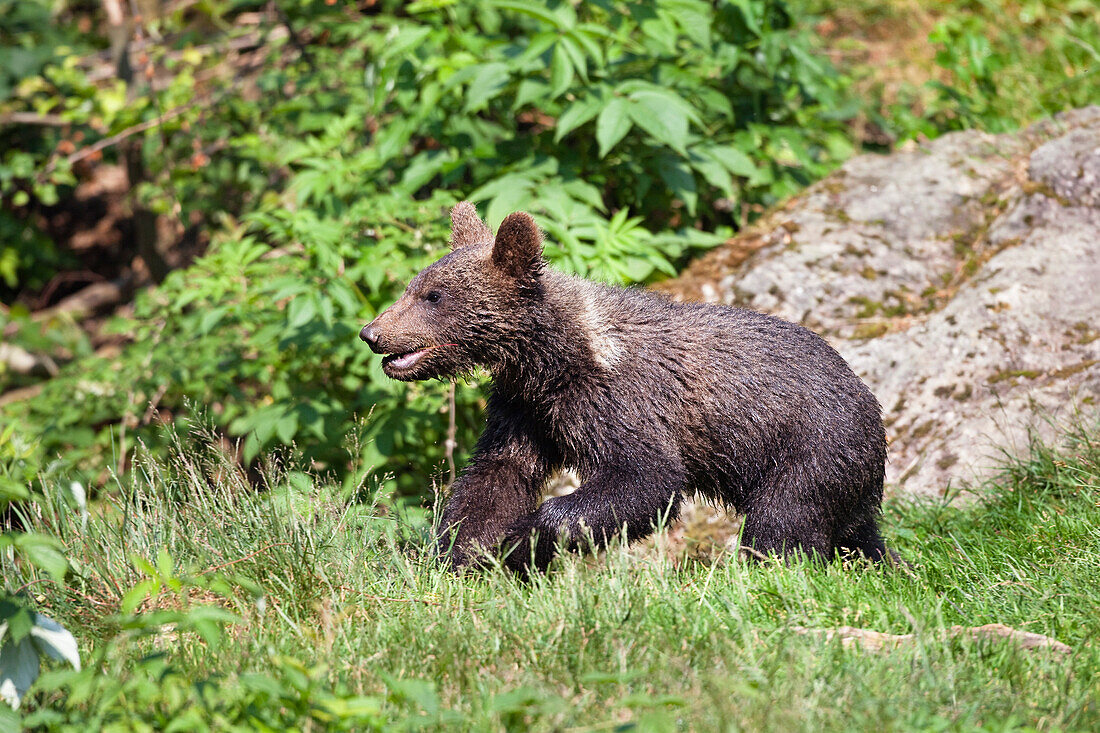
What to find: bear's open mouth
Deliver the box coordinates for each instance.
[381,344,455,372]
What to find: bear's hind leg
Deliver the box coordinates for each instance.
[835,516,889,563]
[739,504,833,562]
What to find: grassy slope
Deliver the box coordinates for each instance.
[10,419,1099,731]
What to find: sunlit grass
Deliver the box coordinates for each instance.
[13,418,1100,730]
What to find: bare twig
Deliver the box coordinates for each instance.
[142,383,170,425]
[34,275,135,322]
[0,112,70,127]
[118,389,134,475]
[270,0,317,72]
[102,0,124,25]
[445,380,457,485]
[0,343,58,377]
[792,623,1072,654]
[0,384,45,407]
[200,542,293,575]
[35,270,108,310]
[738,545,770,562]
[41,102,196,177]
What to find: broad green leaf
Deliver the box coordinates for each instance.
[198,306,228,335]
[286,297,316,330]
[275,412,298,445]
[469,174,534,202]
[549,44,574,99]
[0,477,29,504]
[491,1,563,28]
[0,605,33,645]
[486,185,536,230]
[706,145,760,178]
[464,62,511,111]
[561,180,606,211]
[29,615,80,672]
[558,35,588,82]
[596,98,633,158]
[400,151,451,192]
[0,632,38,710]
[513,79,549,109]
[627,92,689,154]
[119,579,157,615]
[657,156,698,215]
[13,534,67,582]
[639,11,678,54]
[384,676,440,715]
[568,28,605,67]
[516,31,559,64]
[554,95,603,142]
[689,152,734,197]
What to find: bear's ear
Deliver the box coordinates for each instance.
[492,212,543,281]
[450,201,492,250]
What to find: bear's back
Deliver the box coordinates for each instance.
[544,271,885,505]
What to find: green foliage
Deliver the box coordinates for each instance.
[794,0,1100,142]
[1,0,859,496]
[1,426,83,711]
[0,0,1094,499]
[4,420,1099,727]
[923,0,1099,133]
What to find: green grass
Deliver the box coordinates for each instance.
[8,418,1100,731]
[793,0,1100,141]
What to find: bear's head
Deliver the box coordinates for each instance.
[359,202,544,381]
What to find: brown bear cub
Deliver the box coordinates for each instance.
[360,202,891,573]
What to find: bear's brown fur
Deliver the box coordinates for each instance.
[361,202,891,572]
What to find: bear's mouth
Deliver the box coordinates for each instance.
[381,344,455,373]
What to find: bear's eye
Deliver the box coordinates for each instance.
[425,291,442,304]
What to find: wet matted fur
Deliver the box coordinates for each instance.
[360,202,891,573]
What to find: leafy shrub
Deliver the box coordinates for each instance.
[1,0,857,498]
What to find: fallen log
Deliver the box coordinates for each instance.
[791,623,1072,654]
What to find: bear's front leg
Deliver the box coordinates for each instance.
[500,455,685,573]
[437,422,549,568]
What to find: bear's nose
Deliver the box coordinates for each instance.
[360,324,382,352]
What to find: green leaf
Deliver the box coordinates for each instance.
[513,79,549,109]
[486,185,535,231]
[13,534,67,582]
[706,145,760,178]
[184,606,239,646]
[0,603,34,645]
[491,1,563,28]
[689,151,734,197]
[657,156,698,215]
[0,631,39,709]
[286,297,316,330]
[400,151,451,192]
[596,98,633,158]
[275,412,299,445]
[549,44,574,99]
[29,615,80,671]
[384,676,439,715]
[198,306,228,335]
[558,35,588,82]
[554,94,603,142]
[0,477,30,505]
[119,579,157,615]
[464,62,511,112]
[627,92,689,154]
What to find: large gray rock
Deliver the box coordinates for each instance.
[660,107,1100,507]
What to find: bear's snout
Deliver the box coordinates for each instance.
[359,323,383,353]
